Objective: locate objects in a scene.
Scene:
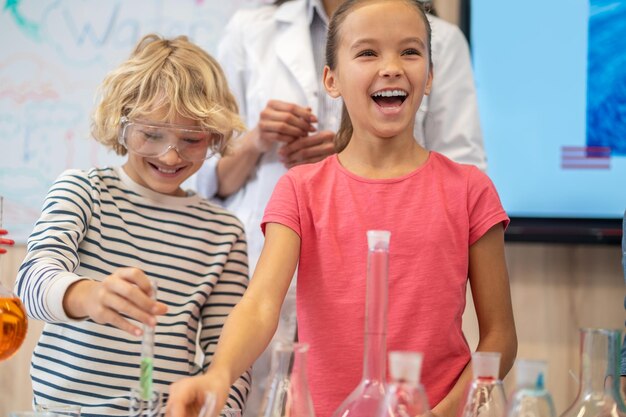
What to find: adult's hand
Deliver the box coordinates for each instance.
[278,130,336,168]
[62,267,168,335]
[253,100,317,152]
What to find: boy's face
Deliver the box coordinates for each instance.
[122,108,206,196]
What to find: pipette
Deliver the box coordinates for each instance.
[140,280,157,401]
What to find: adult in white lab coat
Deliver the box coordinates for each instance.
[196,0,486,414]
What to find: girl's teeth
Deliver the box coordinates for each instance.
[157,167,177,174]
[373,90,407,97]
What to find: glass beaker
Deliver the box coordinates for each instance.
[457,352,507,417]
[35,405,81,417]
[9,412,60,417]
[130,387,163,417]
[220,409,242,417]
[331,230,391,417]
[376,351,430,417]
[258,342,315,417]
[560,328,626,417]
[506,359,556,417]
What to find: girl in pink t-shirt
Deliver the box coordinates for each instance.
[167,1,517,417]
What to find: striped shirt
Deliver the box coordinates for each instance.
[15,167,250,416]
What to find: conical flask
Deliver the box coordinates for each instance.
[258,342,315,417]
[458,352,507,417]
[560,328,626,417]
[376,351,430,417]
[330,230,391,417]
[506,359,556,417]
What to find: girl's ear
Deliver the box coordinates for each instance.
[425,66,433,96]
[323,66,341,98]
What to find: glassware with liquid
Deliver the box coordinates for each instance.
[376,351,430,417]
[0,279,28,361]
[506,359,556,417]
[0,195,28,361]
[560,328,626,417]
[457,352,507,417]
[258,341,315,417]
[330,230,391,417]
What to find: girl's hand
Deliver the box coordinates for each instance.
[0,229,15,254]
[167,372,231,417]
[253,100,317,152]
[62,267,168,335]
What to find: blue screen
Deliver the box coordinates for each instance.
[471,0,626,219]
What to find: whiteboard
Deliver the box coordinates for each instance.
[0,0,267,242]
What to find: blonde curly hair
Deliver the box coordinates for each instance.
[92,33,244,156]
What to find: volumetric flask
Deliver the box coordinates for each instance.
[377,351,430,417]
[331,230,391,417]
[458,352,507,417]
[506,359,556,417]
[258,342,315,417]
[560,328,626,417]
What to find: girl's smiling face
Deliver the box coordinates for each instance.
[324,0,433,140]
[122,107,205,197]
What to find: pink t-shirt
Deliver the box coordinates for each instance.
[262,153,509,417]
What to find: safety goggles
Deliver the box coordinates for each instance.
[118,117,224,162]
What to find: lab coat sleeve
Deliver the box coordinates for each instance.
[424,20,488,172]
[196,11,249,199]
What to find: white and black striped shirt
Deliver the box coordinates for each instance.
[15,167,250,416]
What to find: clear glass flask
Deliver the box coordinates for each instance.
[560,328,626,417]
[376,351,429,417]
[330,230,391,417]
[258,342,315,417]
[0,196,28,362]
[457,352,507,417]
[506,359,556,417]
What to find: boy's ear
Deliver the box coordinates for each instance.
[323,66,341,98]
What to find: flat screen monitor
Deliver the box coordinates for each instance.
[469,0,625,244]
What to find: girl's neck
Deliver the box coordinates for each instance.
[338,132,428,179]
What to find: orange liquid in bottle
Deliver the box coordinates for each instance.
[0,296,28,360]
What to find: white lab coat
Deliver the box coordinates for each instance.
[196,1,486,414]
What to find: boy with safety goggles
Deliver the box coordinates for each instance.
[15,33,250,415]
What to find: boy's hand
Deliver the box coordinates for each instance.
[0,229,15,254]
[63,267,168,335]
[167,372,231,417]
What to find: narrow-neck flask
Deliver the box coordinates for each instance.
[506,359,556,417]
[560,328,626,417]
[458,352,507,417]
[331,230,391,417]
[376,351,430,417]
[258,342,315,417]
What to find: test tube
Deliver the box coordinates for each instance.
[140,280,157,401]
